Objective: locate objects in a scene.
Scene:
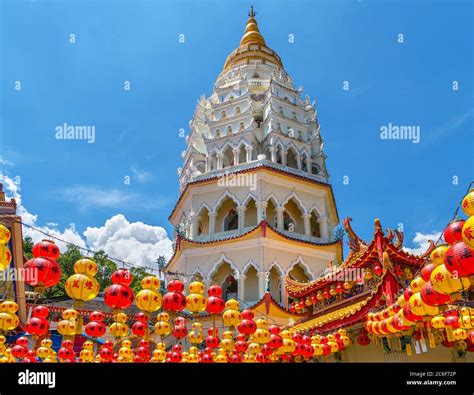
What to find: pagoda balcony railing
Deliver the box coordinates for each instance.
[278,229,329,243]
[195,226,255,242]
[192,158,328,185]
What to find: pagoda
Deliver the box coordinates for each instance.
[166,8,341,317]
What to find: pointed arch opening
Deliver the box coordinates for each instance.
[244,198,257,228]
[286,147,298,169]
[222,145,234,168]
[265,198,277,227]
[211,261,238,300]
[310,211,321,238]
[269,265,283,303]
[244,265,259,302]
[197,206,209,236]
[283,198,304,233]
[288,262,311,282]
[216,196,239,232]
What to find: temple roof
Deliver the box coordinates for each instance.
[285,218,434,298]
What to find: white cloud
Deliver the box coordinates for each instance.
[0,156,14,167]
[1,174,173,267]
[84,214,173,268]
[403,231,441,255]
[131,166,152,184]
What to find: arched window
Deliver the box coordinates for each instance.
[220,110,227,119]
[239,122,245,132]
[226,125,233,135]
[223,209,238,231]
[215,129,221,139]
[279,107,284,116]
[235,107,241,116]
[286,147,298,169]
[310,212,321,238]
[312,164,320,175]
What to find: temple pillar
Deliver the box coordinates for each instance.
[233,147,240,166]
[302,213,311,237]
[245,145,253,162]
[257,271,267,299]
[255,201,267,223]
[237,205,246,231]
[209,212,217,239]
[276,207,284,230]
[238,275,246,301]
[318,216,329,240]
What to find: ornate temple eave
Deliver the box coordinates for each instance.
[168,162,339,223]
[292,270,399,334]
[165,220,343,270]
[285,218,430,298]
[249,292,303,320]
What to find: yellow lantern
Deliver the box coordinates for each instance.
[65,274,100,301]
[410,277,426,293]
[453,328,467,341]
[253,318,270,344]
[135,289,162,313]
[188,322,204,344]
[62,309,78,320]
[0,244,12,271]
[154,313,171,337]
[0,224,11,244]
[462,216,474,249]
[313,343,323,356]
[430,264,471,295]
[186,293,207,313]
[431,315,445,329]
[461,190,474,216]
[462,315,473,329]
[222,299,242,327]
[110,322,129,338]
[141,275,160,290]
[408,293,439,316]
[58,320,76,336]
[248,342,261,355]
[430,245,449,266]
[74,258,98,276]
[403,268,413,281]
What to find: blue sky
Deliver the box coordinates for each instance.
[0,0,473,260]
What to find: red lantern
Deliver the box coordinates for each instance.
[85,321,106,338]
[234,340,248,353]
[205,328,220,348]
[394,265,404,277]
[163,291,187,312]
[32,239,60,260]
[289,303,296,313]
[206,296,225,315]
[402,303,423,323]
[374,265,383,276]
[323,290,330,299]
[268,333,283,349]
[444,241,474,277]
[228,351,242,363]
[444,220,465,245]
[421,264,435,282]
[237,319,256,335]
[32,305,49,319]
[89,311,105,322]
[100,347,113,362]
[111,269,133,286]
[131,321,147,337]
[403,287,413,302]
[58,347,75,360]
[24,257,61,288]
[16,337,29,347]
[167,279,185,293]
[336,283,344,294]
[207,285,223,297]
[172,325,187,339]
[11,345,28,359]
[357,329,370,346]
[420,282,451,306]
[104,284,134,309]
[25,317,49,336]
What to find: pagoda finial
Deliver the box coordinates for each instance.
[249,5,256,18]
[240,6,266,46]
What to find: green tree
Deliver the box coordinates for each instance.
[129,266,151,294]
[23,236,34,260]
[92,250,117,290]
[44,244,82,298]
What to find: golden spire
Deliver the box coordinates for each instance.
[239,6,266,46]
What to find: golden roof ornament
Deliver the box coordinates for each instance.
[240,6,266,46]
